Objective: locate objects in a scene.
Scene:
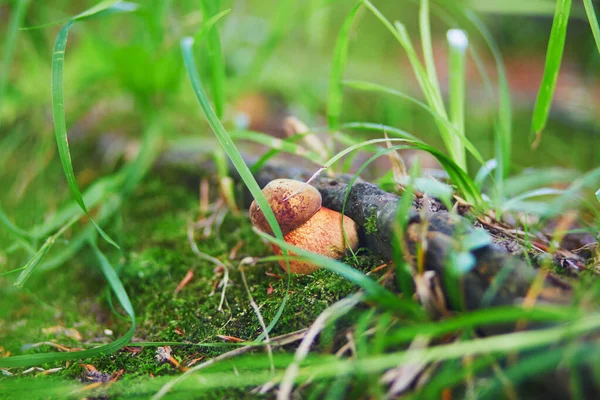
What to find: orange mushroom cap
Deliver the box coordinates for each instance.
[249,179,322,235]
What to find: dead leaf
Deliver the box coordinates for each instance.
[174,269,194,294]
[216,335,245,343]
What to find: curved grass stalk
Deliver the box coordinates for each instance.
[327,135,484,208]
[530,0,572,147]
[181,35,293,351]
[343,80,484,165]
[49,2,139,250]
[327,1,363,130]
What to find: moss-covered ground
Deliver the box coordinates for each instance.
[0,172,386,392]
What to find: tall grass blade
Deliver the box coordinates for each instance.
[181,36,292,336]
[50,3,138,250]
[193,8,231,43]
[583,0,600,54]
[0,207,33,241]
[459,0,558,15]
[0,0,29,113]
[458,10,513,189]
[530,0,572,147]
[13,215,79,287]
[447,29,468,171]
[30,174,123,239]
[362,1,476,173]
[200,0,226,119]
[256,230,425,319]
[0,0,31,243]
[419,0,443,106]
[327,2,362,130]
[343,80,484,165]
[333,132,484,208]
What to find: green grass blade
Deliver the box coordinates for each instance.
[72,1,138,22]
[19,1,137,30]
[362,1,478,172]
[447,29,468,171]
[419,0,443,105]
[255,230,425,319]
[0,206,34,241]
[30,173,123,239]
[362,1,444,114]
[530,0,572,146]
[394,164,419,296]
[13,214,79,287]
[327,1,362,129]
[50,5,136,250]
[121,123,162,195]
[89,240,134,316]
[0,0,29,113]
[583,0,600,54]
[181,36,292,337]
[230,129,324,164]
[0,240,135,368]
[460,10,513,183]
[0,0,31,243]
[181,37,285,242]
[73,0,119,20]
[323,135,483,207]
[250,133,313,173]
[200,0,226,119]
[459,0,557,15]
[342,121,421,138]
[193,8,231,42]
[389,305,577,344]
[343,80,484,165]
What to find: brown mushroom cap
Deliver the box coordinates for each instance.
[272,207,359,274]
[249,179,322,235]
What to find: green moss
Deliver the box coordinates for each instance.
[364,209,378,235]
[0,175,381,386]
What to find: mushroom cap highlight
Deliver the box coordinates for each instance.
[249,179,322,235]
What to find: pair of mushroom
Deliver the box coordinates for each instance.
[249,179,359,274]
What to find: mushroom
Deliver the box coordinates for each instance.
[249,179,359,274]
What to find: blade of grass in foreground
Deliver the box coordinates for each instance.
[0,0,31,243]
[459,0,557,15]
[326,135,485,208]
[13,214,79,287]
[0,0,29,112]
[419,0,443,112]
[583,0,600,54]
[342,80,484,166]
[530,0,572,147]
[0,240,135,368]
[199,0,226,119]
[447,29,468,171]
[181,36,292,338]
[256,230,425,320]
[50,3,138,249]
[327,1,362,129]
